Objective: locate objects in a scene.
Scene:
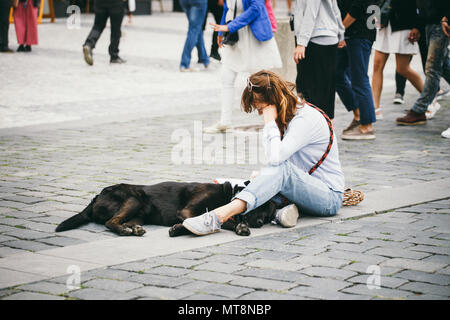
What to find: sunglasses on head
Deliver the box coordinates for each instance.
[247,74,271,92]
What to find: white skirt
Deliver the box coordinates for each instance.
[220,0,282,73]
[373,23,419,55]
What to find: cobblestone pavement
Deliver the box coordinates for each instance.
[0,11,449,299]
[1,200,449,300]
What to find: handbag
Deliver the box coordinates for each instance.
[222,2,239,46]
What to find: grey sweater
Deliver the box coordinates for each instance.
[294,0,345,47]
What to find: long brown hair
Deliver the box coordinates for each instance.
[241,70,300,134]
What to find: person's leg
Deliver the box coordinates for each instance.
[299,42,338,119]
[108,3,125,60]
[0,0,10,49]
[371,50,389,111]
[184,161,343,235]
[220,65,237,126]
[410,24,449,114]
[84,6,109,49]
[13,2,26,46]
[346,38,376,131]
[180,0,205,69]
[194,0,209,66]
[210,0,223,59]
[335,46,358,114]
[24,0,38,46]
[395,54,424,93]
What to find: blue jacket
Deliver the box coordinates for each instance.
[220,0,273,42]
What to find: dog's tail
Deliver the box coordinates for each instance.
[55,197,95,232]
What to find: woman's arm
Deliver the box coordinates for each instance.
[226,0,262,34]
[261,106,312,166]
[295,0,321,47]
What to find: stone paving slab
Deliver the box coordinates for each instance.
[0,199,449,300]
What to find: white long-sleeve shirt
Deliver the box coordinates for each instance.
[262,104,345,192]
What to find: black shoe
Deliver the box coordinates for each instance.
[110,56,126,64]
[0,47,13,53]
[83,45,93,66]
[24,45,31,52]
[210,51,221,61]
[17,45,25,52]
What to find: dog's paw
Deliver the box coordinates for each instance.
[132,225,146,236]
[119,227,133,236]
[235,222,250,236]
[169,224,186,237]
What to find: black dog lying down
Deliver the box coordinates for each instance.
[55,181,277,237]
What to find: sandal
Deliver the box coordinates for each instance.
[375,107,383,120]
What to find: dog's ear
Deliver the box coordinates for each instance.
[244,180,251,186]
[222,181,233,199]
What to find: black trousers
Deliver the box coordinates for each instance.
[202,0,223,55]
[395,26,428,95]
[296,41,338,119]
[0,0,10,49]
[84,0,124,58]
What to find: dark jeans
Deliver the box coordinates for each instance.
[412,24,450,114]
[202,0,223,55]
[296,41,338,119]
[84,1,124,58]
[395,26,428,96]
[336,38,376,125]
[0,0,10,49]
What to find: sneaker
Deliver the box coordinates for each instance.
[375,107,383,120]
[210,51,221,61]
[17,45,25,52]
[24,45,31,52]
[441,127,450,139]
[396,110,426,125]
[83,45,93,66]
[110,56,126,64]
[342,119,360,134]
[341,126,376,140]
[393,93,405,104]
[203,122,232,134]
[274,204,299,228]
[182,210,221,236]
[0,47,13,53]
[436,89,450,101]
[425,100,441,120]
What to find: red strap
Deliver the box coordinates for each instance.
[305,102,334,175]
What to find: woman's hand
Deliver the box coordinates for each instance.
[294,45,306,64]
[217,35,223,48]
[261,105,278,124]
[442,18,450,37]
[408,28,421,43]
[210,22,229,33]
[337,40,346,49]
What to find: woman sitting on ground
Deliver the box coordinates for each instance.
[183,70,345,236]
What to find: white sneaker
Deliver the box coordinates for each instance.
[442,127,450,139]
[426,100,441,120]
[203,122,232,134]
[393,93,405,104]
[275,204,299,228]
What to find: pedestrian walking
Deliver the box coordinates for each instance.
[82,0,126,66]
[371,0,424,120]
[202,0,224,61]
[179,0,210,72]
[335,0,378,140]
[0,0,13,52]
[293,0,345,120]
[203,0,282,133]
[182,71,345,236]
[396,0,450,137]
[13,0,39,52]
